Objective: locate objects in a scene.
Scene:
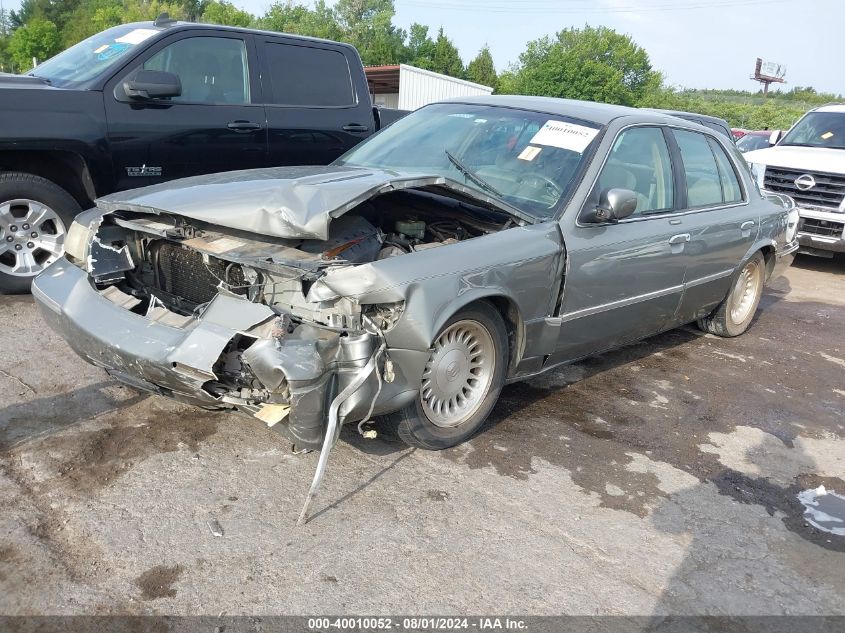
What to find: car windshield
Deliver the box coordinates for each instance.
[736,134,771,153]
[780,112,845,149]
[29,24,162,87]
[336,103,602,219]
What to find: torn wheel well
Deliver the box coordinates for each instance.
[759,245,776,279]
[479,296,524,377]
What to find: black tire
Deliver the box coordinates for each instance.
[0,172,81,294]
[697,251,766,337]
[380,301,508,450]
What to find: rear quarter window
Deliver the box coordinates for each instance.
[262,41,355,107]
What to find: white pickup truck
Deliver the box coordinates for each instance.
[744,104,845,256]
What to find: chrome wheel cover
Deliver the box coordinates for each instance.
[421,319,496,428]
[729,259,762,325]
[0,199,66,277]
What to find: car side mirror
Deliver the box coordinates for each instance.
[584,188,638,224]
[124,70,181,100]
[768,129,782,146]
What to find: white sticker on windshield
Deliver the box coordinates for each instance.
[530,120,598,153]
[518,146,541,161]
[115,28,159,45]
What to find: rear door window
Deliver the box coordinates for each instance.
[674,129,744,207]
[708,138,743,203]
[673,129,724,207]
[261,41,355,107]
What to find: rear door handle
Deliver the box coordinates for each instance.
[343,123,370,132]
[669,233,691,254]
[740,221,755,230]
[227,121,262,132]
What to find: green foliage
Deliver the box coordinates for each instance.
[638,86,843,129]
[7,17,60,70]
[3,0,839,130]
[260,0,342,40]
[504,25,659,107]
[429,27,463,77]
[201,0,252,27]
[466,45,497,90]
[333,0,405,65]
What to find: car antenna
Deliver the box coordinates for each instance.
[154,12,177,27]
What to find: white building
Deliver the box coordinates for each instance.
[365,63,494,111]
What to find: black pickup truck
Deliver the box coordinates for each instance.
[0,16,405,292]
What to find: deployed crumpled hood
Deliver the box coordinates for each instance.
[744,145,845,174]
[96,165,532,240]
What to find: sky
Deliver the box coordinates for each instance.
[6,0,841,95]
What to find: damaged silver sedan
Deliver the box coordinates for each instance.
[34,96,799,461]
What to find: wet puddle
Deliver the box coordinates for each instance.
[797,486,845,536]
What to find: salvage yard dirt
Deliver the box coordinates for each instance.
[1,256,844,615]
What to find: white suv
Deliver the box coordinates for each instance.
[744,104,845,256]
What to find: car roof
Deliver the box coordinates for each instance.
[814,104,845,113]
[645,108,730,127]
[435,95,648,125]
[122,20,358,51]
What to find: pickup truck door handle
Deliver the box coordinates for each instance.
[343,123,370,132]
[227,121,262,132]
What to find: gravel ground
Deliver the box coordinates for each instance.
[0,255,843,616]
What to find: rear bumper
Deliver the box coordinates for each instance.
[33,258,425,449]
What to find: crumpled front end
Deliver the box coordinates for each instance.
[31,178,522,448]
[33,257,415,449]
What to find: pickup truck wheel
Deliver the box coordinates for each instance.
[381,302,508,450]
[697,252,765,337]
[0,173,80,294]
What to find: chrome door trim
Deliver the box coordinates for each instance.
[549,283,685,325]
[684,268,734,288]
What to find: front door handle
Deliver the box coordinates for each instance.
[227,121,262,132]
[343,123,370,132]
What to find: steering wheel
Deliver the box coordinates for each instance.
[520,173,563,200]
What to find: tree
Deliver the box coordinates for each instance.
[429,27,462,77]
[466,45,496,89]
[334,0,404,65]
[506,25,660,106]
[201,0,252,27]
[7,17,60,70]
[260,1,342,41]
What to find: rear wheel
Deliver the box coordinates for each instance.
[697,251,765,337]
[0,173,80,294]
[381,302,508,450]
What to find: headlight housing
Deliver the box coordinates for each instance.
[64,208,105,267]
[748,163,766,190]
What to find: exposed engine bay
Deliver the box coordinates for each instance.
[80,189,515,324]
[66,189,517,439]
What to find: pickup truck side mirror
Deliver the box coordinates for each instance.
[124,70,181,100]
[768,129,782,146]
[583,188,638,224]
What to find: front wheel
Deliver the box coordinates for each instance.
[381,302,508,450]
[697,251,765,337]
[0,172,80,294]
